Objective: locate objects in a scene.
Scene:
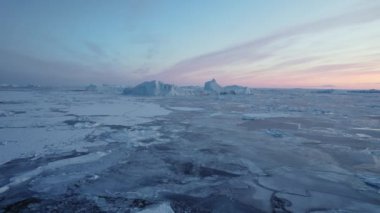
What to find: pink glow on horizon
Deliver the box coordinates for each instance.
[152,5,380,90]
[223,71,380,90]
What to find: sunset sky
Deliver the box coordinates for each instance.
[1,0,379,89]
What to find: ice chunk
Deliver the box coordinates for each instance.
[0,186,9,194]
[0,151,108,194]
[137,202,174,213]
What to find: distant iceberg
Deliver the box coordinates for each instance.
[123,79,254,96]
[84,84,124,94]
[204,79,253,95]
[123,80,183,96]
[222,85,253,95]
[204,79,222,93]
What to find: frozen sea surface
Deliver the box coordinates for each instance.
[0,88,380,212]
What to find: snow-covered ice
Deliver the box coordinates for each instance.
[1,87,380,212]
[0,90,169,165]
[0,151,108,195]
[168,106,204,111]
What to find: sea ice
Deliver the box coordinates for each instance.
[1,87,380,212]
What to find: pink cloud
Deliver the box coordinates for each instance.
[153,5,380,85]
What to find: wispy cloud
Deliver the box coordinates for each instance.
[155,5,380,84]
[299,63,369,74]
[84,41,108,58]
[235,57,320,78]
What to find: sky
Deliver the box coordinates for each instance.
[0,0,379,89]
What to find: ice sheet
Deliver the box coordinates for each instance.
[1,88,380,212]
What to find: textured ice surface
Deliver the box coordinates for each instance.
[0,90,169,164]
[0,152,108,194]
[1,88,380,212]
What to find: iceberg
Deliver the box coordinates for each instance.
[123,79,254,96]
[222,85,253,95]
[204,79,222,93]
[123,80,182,96]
